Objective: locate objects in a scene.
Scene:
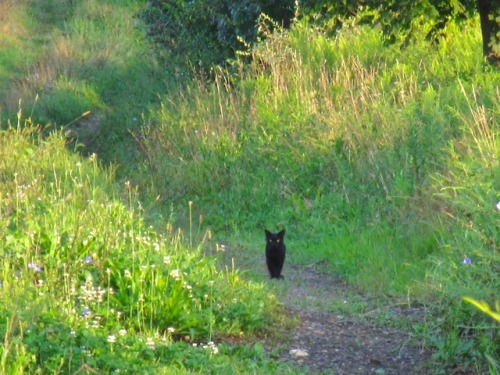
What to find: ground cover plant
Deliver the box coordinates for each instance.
[0,121,297,373]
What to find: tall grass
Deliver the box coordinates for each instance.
[0,117,288,373]
[136,19,498,372]
[421,83,499,372]
[138,20,494,239]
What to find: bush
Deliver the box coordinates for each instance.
[142,0,295,68]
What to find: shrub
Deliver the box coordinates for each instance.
[142,0,295,68]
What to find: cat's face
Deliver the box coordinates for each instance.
[265,229,285,245]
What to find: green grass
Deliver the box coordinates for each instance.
[0,1,498,373]
[0,122,300,373]
[1,0,170,164]
[135,18,498,373]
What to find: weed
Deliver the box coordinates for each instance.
[0,121,284,373]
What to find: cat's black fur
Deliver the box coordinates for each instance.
[265,229,286,279]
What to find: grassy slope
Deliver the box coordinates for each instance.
[136,19,499,372]
[0,0,170,163]
[0,1,297,374]
[0,123,300,373]
[0,0,498,373]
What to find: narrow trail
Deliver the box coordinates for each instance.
[276,263,433,374]
[222,245,434,374]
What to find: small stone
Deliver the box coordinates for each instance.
[290,349,309,357]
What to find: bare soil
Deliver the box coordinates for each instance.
[222,246,435,374]
[275,263,434,374]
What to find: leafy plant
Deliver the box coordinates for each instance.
[142,0,295,68]
[463,297,500,322]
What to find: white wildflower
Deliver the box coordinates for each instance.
[169,269,181,280]
[146,337,155,349]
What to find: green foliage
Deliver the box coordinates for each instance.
[299,0,500,64]
[299,0,477,44]
[1,0,498,373]
[135,20,498,373]
[137,20,493,232]
[421,86,499,371]
[27,0,77,28]
[1,0,170,165]
[0,122,281,373]
[0,1,43,106]
[464,297,500,322]
[142,0,295,68]
[35,77,103,125]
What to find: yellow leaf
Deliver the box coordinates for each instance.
[463,297,500,322]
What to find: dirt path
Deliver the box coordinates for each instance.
[220,244,434,374]
[276,263,433,374]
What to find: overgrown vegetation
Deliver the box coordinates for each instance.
[142,0,295,68]
[0,120,296,373]
[136,19,499,373]
[0,0,169,162]
[0,0,498,373]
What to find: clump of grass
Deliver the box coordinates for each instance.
[0,118,284,373]
[419,83,499,372]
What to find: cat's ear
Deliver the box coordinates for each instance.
[278,229,285,238]
[265,229,271,238]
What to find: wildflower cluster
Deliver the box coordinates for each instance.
[169,269,182,281]
[27,262,42,273]
[79,276,107,305]
[193,341,219,355]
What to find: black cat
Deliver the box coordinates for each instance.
[265,229,286,279]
